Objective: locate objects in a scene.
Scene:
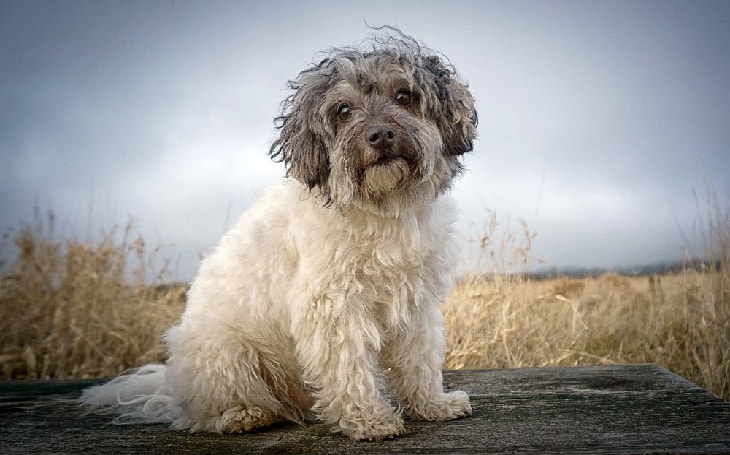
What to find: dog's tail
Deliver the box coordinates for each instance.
[79,363,181,424]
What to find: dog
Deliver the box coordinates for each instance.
[80,29,477,441]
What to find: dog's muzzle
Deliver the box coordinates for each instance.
[362,123,418,168]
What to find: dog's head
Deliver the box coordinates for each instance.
[270,30,477,216]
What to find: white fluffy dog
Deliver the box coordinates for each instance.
[81,30,477,441]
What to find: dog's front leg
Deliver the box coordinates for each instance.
[292,297,405,440]
[382,301,472,422]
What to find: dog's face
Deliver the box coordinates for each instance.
[270,36,477,216]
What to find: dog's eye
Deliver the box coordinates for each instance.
[395,90,414,106]
[337,104,352,121]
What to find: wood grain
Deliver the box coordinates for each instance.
[1,364,729,454]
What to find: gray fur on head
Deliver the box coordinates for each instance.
[269,28,477,215]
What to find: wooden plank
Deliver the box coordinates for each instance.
[1,364,729,454]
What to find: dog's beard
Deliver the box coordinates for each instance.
[362,158,411,195]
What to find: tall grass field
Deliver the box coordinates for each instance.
[1,195,728,401]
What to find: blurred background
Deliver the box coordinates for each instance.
[2,0,729,280]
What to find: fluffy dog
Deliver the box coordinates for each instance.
[81,29,477,441]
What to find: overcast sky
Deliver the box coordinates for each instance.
[2,0,729,280]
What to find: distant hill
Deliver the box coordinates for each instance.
[522,259,721,280]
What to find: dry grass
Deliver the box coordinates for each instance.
[0,193,728,401]
[445,189,730,400]
[444,271,729,400]
[0,217,186,379]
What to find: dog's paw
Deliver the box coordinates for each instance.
[339,414,406,441]
[221,406,275,433]
[410,390,472,422]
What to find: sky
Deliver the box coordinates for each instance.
[2,0,729,280]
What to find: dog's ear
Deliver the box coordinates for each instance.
[269,68,332,193]
[423,56,478,156]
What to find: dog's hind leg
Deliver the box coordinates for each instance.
[164,325,297,433]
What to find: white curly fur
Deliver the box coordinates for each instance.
[80,30,475,440]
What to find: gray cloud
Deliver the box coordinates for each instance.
[2,1,728,279]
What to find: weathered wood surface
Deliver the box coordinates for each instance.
[1,364,729,454]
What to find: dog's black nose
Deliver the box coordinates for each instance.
[366,126,396,150]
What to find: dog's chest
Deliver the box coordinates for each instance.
[341,221,434,320]
[289,196,449,329]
